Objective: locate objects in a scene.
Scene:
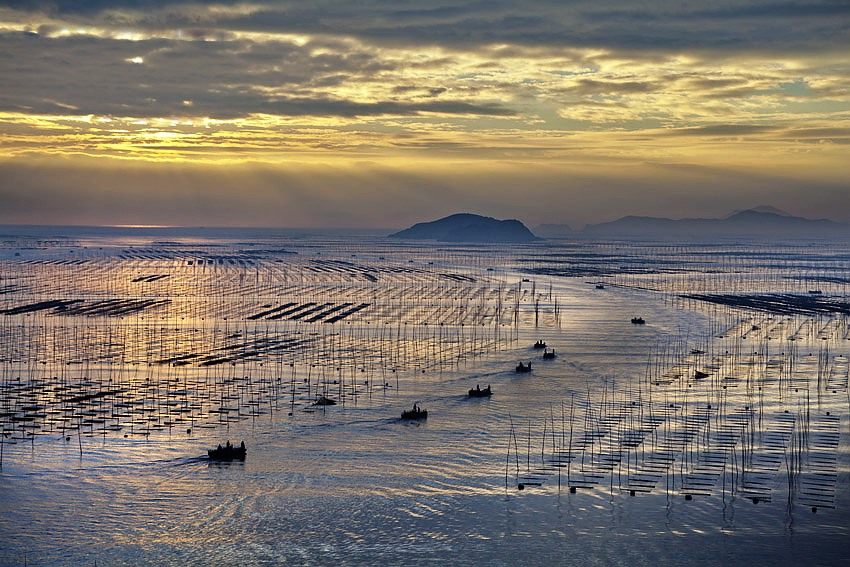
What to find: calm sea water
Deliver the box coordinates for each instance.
[1,231,848,565]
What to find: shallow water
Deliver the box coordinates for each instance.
[1,233,848,565]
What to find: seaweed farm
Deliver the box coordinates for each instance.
[1,237,534,444]
[1,229,849,566]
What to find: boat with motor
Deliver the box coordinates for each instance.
[401,405,428,420]
[208,440,246,461]
[468,385,492,397]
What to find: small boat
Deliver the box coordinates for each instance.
[516,361,532,373]
[532,340,546,349]
[808,290,822,294]
[542,348,556,359]
[694,370,710,379]
[208,441,246,461]
[468,385,492,398]
[595,284,605,289]
[631,317,645,325]
[401,405,428,420]
[312,395,337,406]
[690,349,705,355]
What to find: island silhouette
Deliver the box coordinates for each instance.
[390,213,540,243]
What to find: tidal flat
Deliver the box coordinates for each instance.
[1,229,848,566]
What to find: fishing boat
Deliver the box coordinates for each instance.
[516,361,532,373]
[401,405,427,420]
[631,317,645,325]
[595,284,605,289]
[468,385,492,398]
[208,441,246,461]
[532,340,546,349]
[542,348,556,359]
[312,395,337,406]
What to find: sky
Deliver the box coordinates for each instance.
[0,0,848,229]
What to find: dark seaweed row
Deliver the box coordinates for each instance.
[24,259,89,265]
[290,303,335,321]
[326,303,370,323]
[58,299,171,317]
[2,299,83,315]
[247,302,297,320]
[682,293,850,315]
[267,302,318,320]
[157,335,317,367]
[246,302,364,323]
[131,274,170,283]
[439,273,475,282]
[305,303,353,322]
[1,298,170,317]
[187,257,256,265]
[785,275,850,285]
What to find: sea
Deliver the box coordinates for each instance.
[0,227,848,566]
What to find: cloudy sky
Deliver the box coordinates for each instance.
[1,1,848,228]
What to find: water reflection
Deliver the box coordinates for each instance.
[1,234,848,565]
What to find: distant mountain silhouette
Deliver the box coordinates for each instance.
[728,205,791,217]
[580,208,849,239]
[390,213,540,243]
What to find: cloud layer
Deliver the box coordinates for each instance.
[0,1,848,226]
